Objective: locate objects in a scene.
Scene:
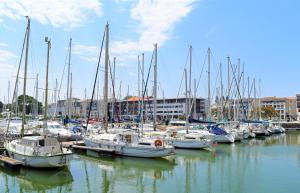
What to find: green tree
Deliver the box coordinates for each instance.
[261,106,278,120]
[0,101,3,113]
[17,95,43,115]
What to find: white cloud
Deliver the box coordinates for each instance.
[0,0,102,29]
[73,0,197,65]
[131,0,197,51]
[0,48,18,99]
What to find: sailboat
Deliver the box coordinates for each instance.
[4,17,72,168]
[167,62,213,149]
[84,24,174,158]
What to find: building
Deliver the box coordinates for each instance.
[108,97,207,121]
[47,96,208,120]
[48,98,81,118]
[296,94,300,121]
[260,97,297,121]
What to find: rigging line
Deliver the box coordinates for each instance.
[170,47,190,120]
[86,26,106,130]
[6,23,27,135]
[229,59,247,120]
[52,41,70,118]
[187,49,208,116]
[141,49,155,119]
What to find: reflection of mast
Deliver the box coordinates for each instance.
[184,161,191,193]
[83,161,91,193]
[101,170,110,193]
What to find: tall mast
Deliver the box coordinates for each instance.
[66,38,72,116]
[227,56,231,120]
[138,55,140,119]
[44,37,51,134]
[141,53,145,133]
[259,79,262,120]
[21,16,30,137]
[220,62,224,120]
[253,78,256,120]
[247,76,250,120]
[153,44,158,131]
[184,68,189,134]
[207,48,211,120]
[126,85,129,117]
[70,72,73,118]
[103,23,109,133]
[35,74,39,117]
[237,58,241,121]
[194,78,197,119]
[189,45,192,118]
[112,57,116,121]
[7,81,10,111]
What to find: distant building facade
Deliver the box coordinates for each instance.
[260,97,297,121]
[47,96,208,120]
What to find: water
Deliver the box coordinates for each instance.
[1,132,300,193]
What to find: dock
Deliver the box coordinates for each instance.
[0,155,23,170]
[62,141,115,155]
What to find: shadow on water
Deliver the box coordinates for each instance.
[0,166,73,192]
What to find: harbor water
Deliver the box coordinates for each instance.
[1,132,300,193]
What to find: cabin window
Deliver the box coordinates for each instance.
[39,139,45,146]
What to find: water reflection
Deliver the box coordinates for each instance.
[0,167,73,192]
[0,132,299,193]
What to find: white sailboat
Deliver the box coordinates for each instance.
[84,24,174,158]
[166,49,213,149]
[5,18,72,168]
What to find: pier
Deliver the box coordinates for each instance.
[0,155,23,170]
[62,141,116,155]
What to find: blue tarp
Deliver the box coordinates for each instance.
[210,125,228,135]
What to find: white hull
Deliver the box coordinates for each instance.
[6,149,72,168]
[170,139,212,149]
[84,138,174,158]
[213,134,235,143]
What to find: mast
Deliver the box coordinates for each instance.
[253,78,256,120]
[70,72,73,118]
[44,36,51,134]
[207,48,211,120]
[247,76,250,120]
[126,85,129,117]
[103,23,109,133]
[227,56,231,120]
[35,74,39,118]
[220,62,224,120]
[138,55,141,120]
[112,57,116,122]
[194,78,197,119]
[66,38,72,117]
[237,58,241,121]
[153,44,158,131]
[141,53,145,134]
[54,77,57,117]
[189,45,192,118]
[21,16,30,137]
[7,81,10,112]
[184,68,189,134]
[259,79,262,120]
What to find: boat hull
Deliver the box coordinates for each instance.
[213,135,235,143]
[170,139,212,149]
[84,138,174,158]
[5,149,72,168]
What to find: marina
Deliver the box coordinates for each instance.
[0,1,299,192]
[0,132,299,193]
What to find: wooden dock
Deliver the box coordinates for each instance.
[62,141,115,155]
[0,155,23,170]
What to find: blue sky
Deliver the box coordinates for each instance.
[0,0,299,104]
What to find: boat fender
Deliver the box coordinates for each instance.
[154,139,163,147]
